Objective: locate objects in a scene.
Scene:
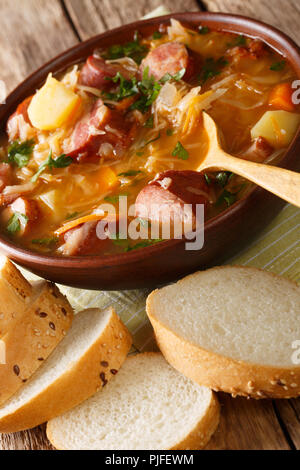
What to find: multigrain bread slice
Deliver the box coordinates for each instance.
[146,266,300,399]
[0,280,73,406]
[0,307,132,432]
[0,256,32,336]
[47,353,219,450]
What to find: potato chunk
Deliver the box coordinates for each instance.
[251,110,300,148]
[28,75,81,131]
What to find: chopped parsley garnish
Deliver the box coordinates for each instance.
[111,234,162,252]
[159,68,186,84]
[215,171,233,187]
[172,141,189,160]
[270,60,286,71]
[105,72,139,101]
[199,57,228,83]
[204,173,211,185]
[118,170,142,177]
[144,132,161,147]
[7,212,28,233]
[144,115,154,128]
[137,217,148,228]
[216,189,237,207]
[136,151,144,156]
[104,66,185,113]
[65,212,80,220]
[152,31,162,39]
[227,35,247,48]
[31,237,58,246]
[104,193,129,203]
[130,67,162,113]
[103,31,148,64]
[216,183,246,207]
[7,139,34,168]
[126,239,162,251]
[198,25,210,35]
[166,129,174,136]
[31,150,73,182]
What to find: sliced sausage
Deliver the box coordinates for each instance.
[0,163,13,193]
[6,96,33,140]
[140,42,192,81]
[135,170,209,228]
[60,221,111,256]
[241,137,274,163]
[65,99,132,162]
[79,56,133,90]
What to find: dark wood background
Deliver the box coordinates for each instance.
[0,0,299,450]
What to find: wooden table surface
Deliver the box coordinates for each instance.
[0,0,299,451]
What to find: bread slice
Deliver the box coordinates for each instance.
[0,307,132,432]
[47,353,219,450]
[146,266,300,399]
[0,280,73,406]
[0,256,32,336]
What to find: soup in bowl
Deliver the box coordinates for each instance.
[0,12,299,288]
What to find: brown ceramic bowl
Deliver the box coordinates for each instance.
[0,12,299,290]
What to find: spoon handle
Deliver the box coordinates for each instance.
[207,152,300,207]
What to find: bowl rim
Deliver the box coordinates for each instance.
[0,10,300,269]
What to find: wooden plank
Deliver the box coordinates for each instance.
[0,0,296,452]
[202,0,300,43]
[0,425,54,451]
[274,398,300,449]
[0,0,78,93]
[64,0,201,40]
[205,394,290,450]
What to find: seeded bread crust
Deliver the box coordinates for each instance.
[0,281,73,406]
[47,352,220,451]
[0,257,32,336]
[0,307,132,432]
[146,266,300,399]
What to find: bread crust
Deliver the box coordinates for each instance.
[47,352,219,451]
[171,390,220,450]
[147,266,300,399]
[0,307,131,433]
[0,281,73,406]
[0,257,32,336]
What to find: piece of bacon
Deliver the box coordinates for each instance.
[241,137,274,163]
[60,221,113,256]
[6,96,33,140]
[0,163,13,193]
[65,99,132,162]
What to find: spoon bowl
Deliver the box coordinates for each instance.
[199,112,300,208]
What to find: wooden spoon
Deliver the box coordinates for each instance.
[198,112,300,207]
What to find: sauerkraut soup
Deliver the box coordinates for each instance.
[1,19,299,256]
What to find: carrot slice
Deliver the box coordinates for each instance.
[55,213,116,236]
[269,83,295,112]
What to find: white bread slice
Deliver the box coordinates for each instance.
[146,266,300,399]
[0,280,73,406]
[47,353,219,450]
[0,256,32,336]
[0,307,132,432]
